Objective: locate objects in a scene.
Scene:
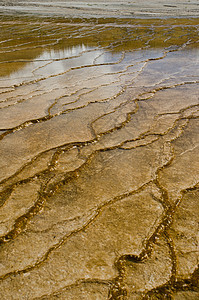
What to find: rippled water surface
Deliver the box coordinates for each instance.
[0,16,199,299]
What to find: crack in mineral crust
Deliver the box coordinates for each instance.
[0,14,199,300]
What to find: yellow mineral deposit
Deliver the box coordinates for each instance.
[0,3,198,299]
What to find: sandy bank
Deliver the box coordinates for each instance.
[0,0,199,18]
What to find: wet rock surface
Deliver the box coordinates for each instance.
[0,15,199,299]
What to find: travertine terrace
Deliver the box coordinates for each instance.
[0,7,199,300]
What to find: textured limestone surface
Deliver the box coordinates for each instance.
[0,15,199,299]
[172,291,199,300]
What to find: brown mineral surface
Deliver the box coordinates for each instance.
[0,8,199,300]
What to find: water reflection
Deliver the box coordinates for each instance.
[0,43,95,80]
[0,16,199,79]
[37,43,91,60]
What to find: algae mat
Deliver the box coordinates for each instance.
[0,16,199,299]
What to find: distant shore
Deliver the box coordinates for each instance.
[0,0,199,19]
